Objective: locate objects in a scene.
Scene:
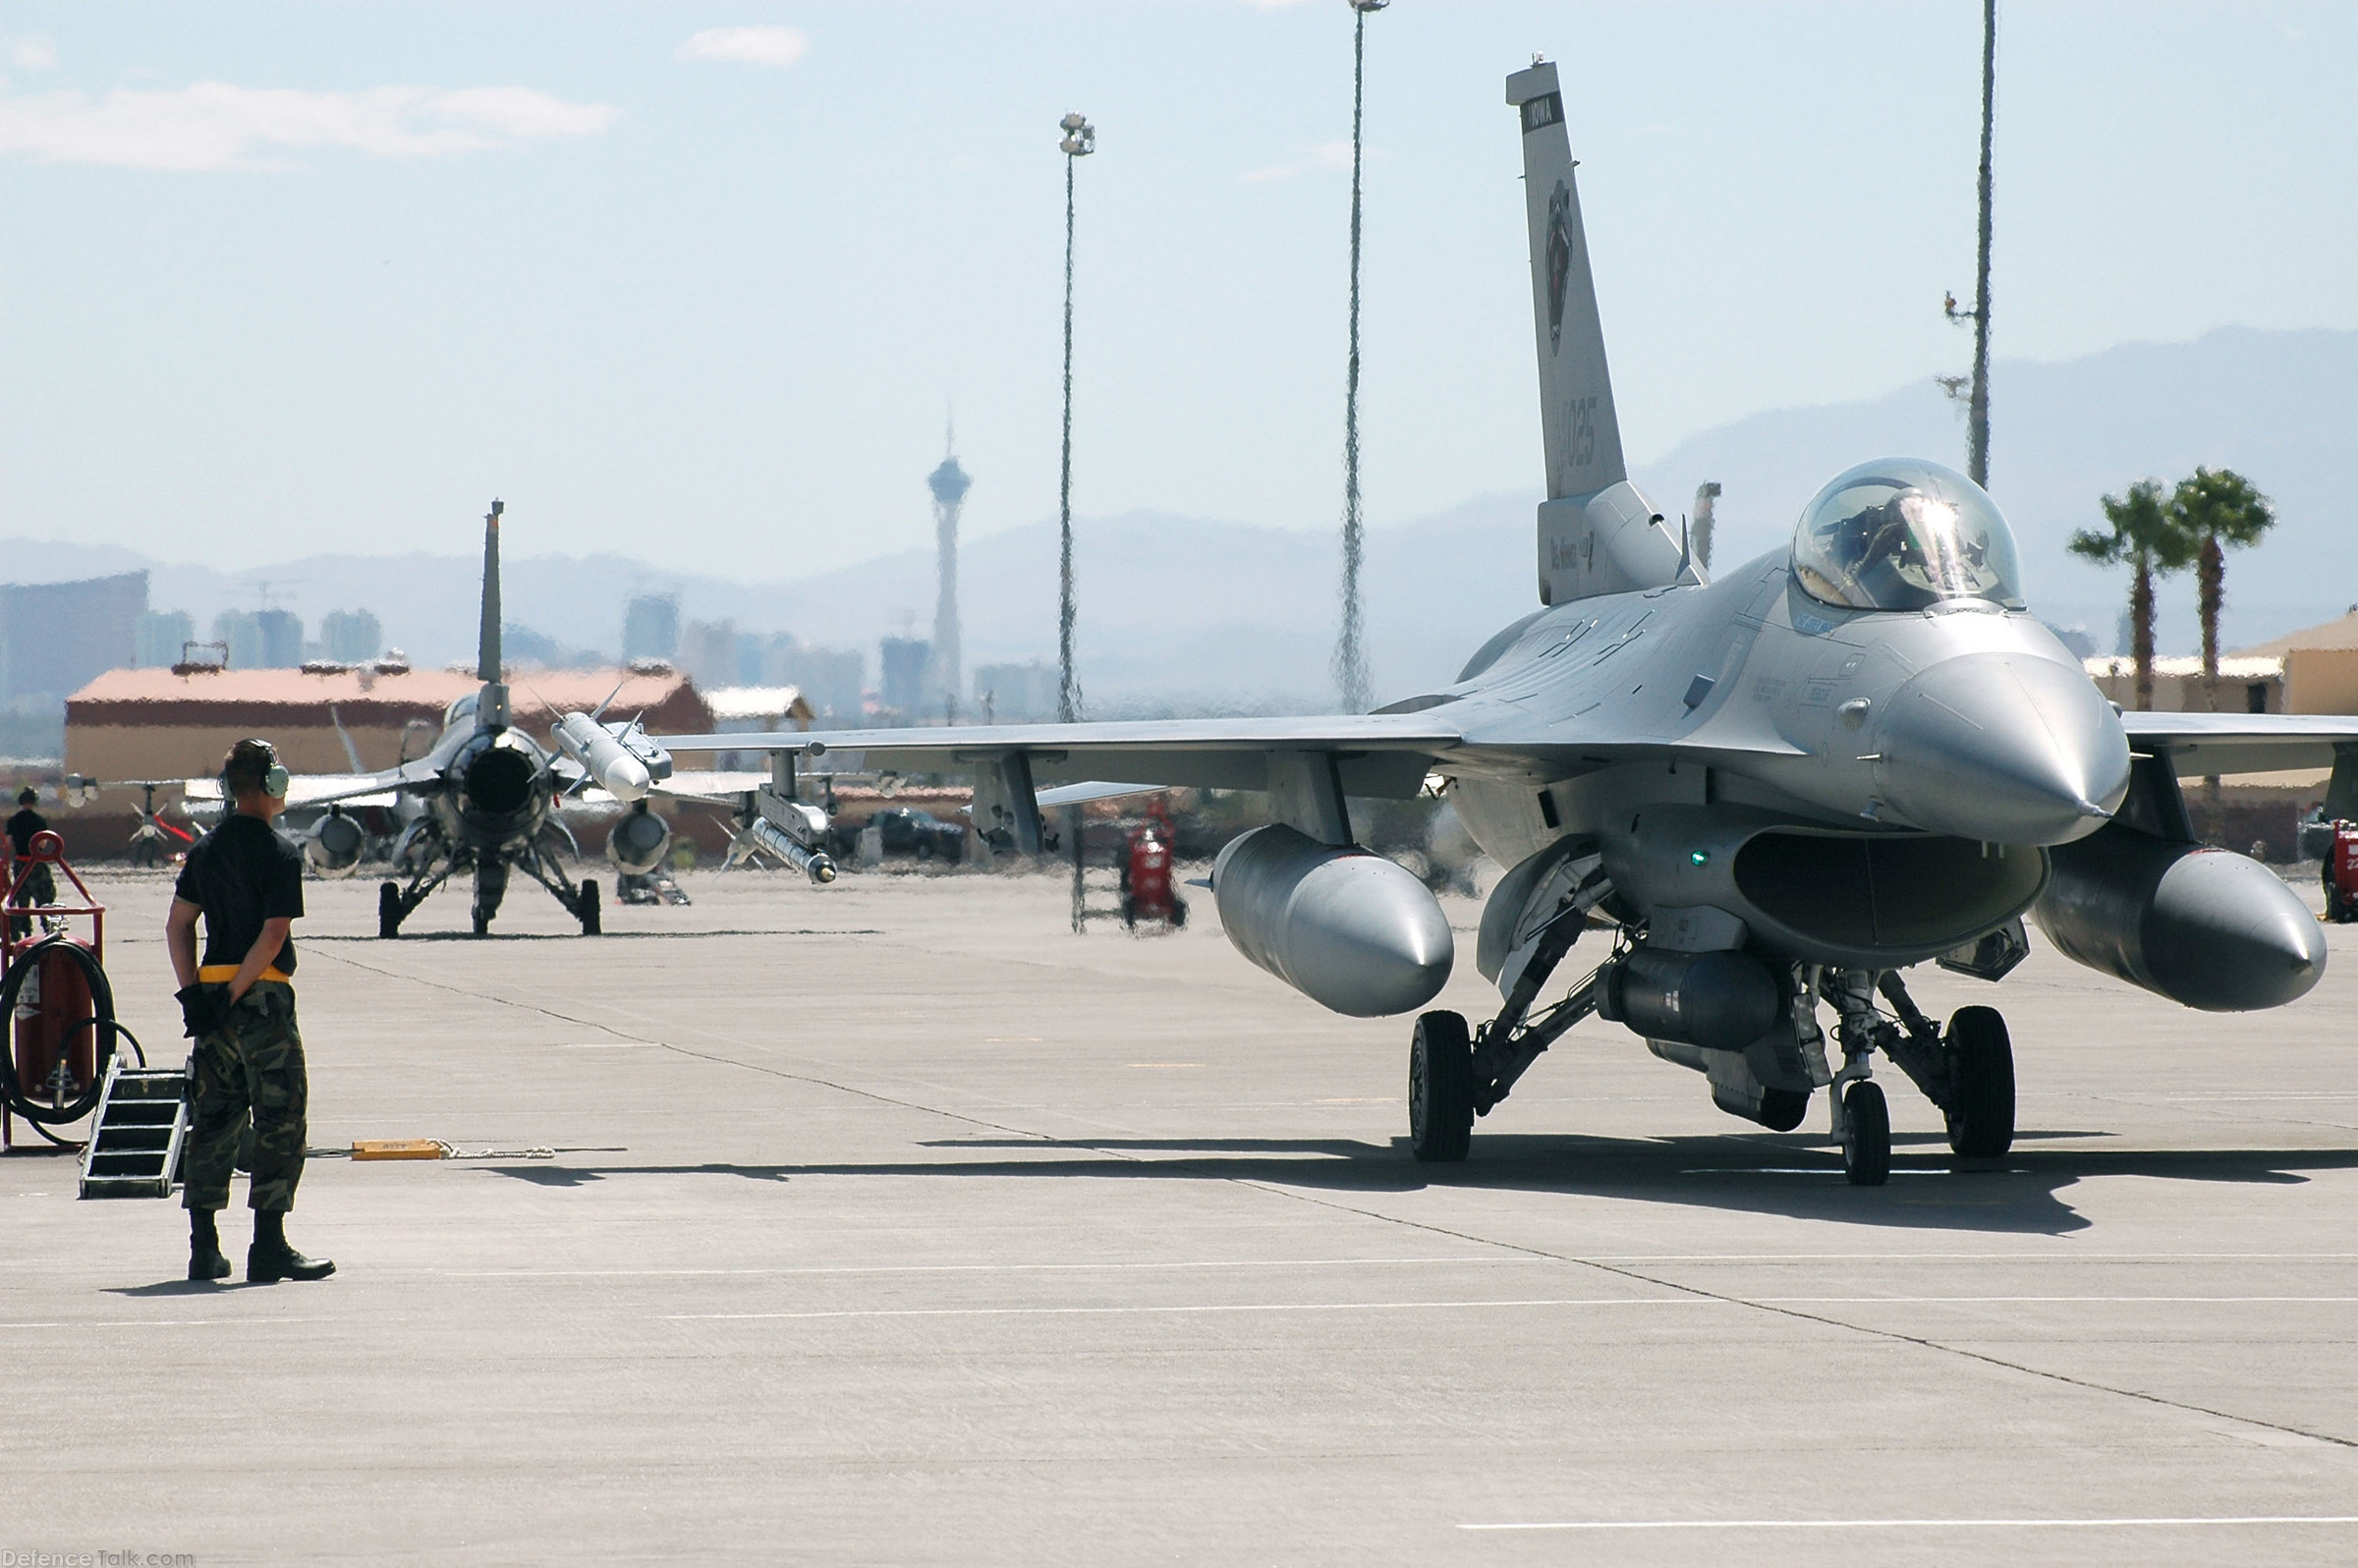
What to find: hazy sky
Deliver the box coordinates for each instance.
[0,2,2349,576]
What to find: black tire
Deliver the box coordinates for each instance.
[472,907,490,937]
[377,881,403,939]
[1757,1087,1811,1133]
[1119,895,1136,929]
[579,879,601,936]
[1171,897,1188,929]
[1842,1081,1891,1186]
[1943,1005,2016,1158]
[1408,1011,1475,1163]
[916,840,933,863]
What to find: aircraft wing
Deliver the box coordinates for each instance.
[652,715,1467,799]
[183,771,418,810]
[649,770,778,803]
[2122,712,2358,777]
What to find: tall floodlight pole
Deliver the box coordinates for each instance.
[1946,0,1998,485]
[1967,0,1995,486]
[1334,0,1388,714]
[1057,112,1095,727]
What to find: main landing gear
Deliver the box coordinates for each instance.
[375,847,602,938]
[1823,968,2017,1185]
[1403,952,2017,1187]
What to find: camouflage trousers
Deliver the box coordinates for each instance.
[181,981,308,1212]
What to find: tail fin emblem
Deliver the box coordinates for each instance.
[1545,182,1573,352]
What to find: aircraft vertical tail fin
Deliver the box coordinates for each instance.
[475,499,510,730]
[1507,61,1681,603]
[477,499,503,684]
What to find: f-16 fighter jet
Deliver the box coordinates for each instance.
[282,501,703,938]
[668,59,2340,1184]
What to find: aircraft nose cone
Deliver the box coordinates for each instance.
[1875,651,2131,845]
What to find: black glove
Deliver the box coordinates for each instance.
[176,982,229,1039]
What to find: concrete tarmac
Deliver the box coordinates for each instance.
[7,863,2358,1565]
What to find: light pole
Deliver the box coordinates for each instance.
[1058,112,1095,928]
[1944,0,1997,487]
[1334,0,1387,715]
[1057,111,1094,727]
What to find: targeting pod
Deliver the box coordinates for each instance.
[302,808,365,878]
[552,711,670,803]
[1595,947,1782,1050]
[605,802,672,876]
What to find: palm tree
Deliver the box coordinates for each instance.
[2069,479,2197,711]
[2173,466,2276,710]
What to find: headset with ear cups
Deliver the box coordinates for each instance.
[230,739,291,801]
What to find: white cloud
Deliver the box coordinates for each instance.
[678,27,811,69]
[0,83,618,171]
[11,37,57,71]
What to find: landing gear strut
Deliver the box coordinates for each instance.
[1823,969,1891,1187]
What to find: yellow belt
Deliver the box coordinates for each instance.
[197,965,292,986]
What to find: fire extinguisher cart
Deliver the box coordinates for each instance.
[0,829,180,1197]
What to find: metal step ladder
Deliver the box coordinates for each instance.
[78,1053,190,1200]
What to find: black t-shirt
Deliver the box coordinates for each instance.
[6,808,46,857]
[174,814,305,976]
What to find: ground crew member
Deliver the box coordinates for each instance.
[168,739,334,1284]
[6,785,55,938]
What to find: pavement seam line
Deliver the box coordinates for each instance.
[1228,1179,2358,1453]
[302,944,2358,1453]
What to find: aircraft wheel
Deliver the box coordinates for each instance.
[377,880,404,939]
[1170,897,1188,929]
[472,905,491,938]
[1943,1005,2015,1158]
[1842,1081,1890,1187]
[579,879,601,936]
[1408,1011,1475,1163]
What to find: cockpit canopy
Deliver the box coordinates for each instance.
[444,691,479,729]
[1792,459,2024,612]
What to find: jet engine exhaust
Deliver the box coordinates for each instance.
[462,745,537,819]
[303,810,365,878]
[2035,829,2326,1011]
[1211,824,1452,1018]
[1597,947,1781,1050]
[605,803,672,876]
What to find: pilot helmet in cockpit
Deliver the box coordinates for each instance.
[1791,459,2024,613]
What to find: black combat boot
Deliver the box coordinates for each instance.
[247,1207,335,1282]
[189,1208,231,1282]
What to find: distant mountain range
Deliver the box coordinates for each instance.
[2,325,2348,711]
